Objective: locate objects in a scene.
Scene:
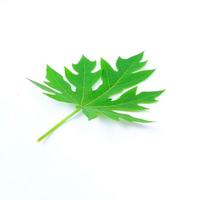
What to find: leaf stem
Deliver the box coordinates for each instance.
[37,108,81,142]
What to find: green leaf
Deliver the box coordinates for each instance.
[29,53,164,142]
[65,55,101,105]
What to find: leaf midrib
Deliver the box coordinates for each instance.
[87,102,137,108]
[80,61,86,106]
[83,62,140,107]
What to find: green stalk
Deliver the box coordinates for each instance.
[37,108,80,142]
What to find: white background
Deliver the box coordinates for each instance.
[0,0,200,199]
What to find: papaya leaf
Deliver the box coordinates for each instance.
[29,53,164,142]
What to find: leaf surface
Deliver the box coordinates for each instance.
[30,53,164,123]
